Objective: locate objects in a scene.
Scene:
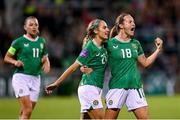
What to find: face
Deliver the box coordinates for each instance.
[96,21,109,41]
[24,18,39,37]
[120,15,135,37]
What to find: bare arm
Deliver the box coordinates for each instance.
[42,55,50,73]
[138,37,163,68]
[4,52,23,67]
[45,61,80,94]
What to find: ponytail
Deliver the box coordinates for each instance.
[109,26,118,38]
[110,12,130,38]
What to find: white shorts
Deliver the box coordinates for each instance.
[78,85,103,113]
[106,88,148,111]
[12,73,41,102]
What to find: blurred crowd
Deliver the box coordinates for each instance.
[0,0,179,96]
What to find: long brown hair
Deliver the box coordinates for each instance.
[82,19,102,48]
[86,19,102,39]
[110,13,130,38]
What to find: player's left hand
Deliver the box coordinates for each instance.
[42,56,50,73]
[155,37,163,51]
[80,65,93,74]
[42,63,50,74]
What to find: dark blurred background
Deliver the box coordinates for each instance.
[0,0,179,97]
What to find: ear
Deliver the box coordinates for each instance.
[119,23,123,29]
[94,28,98,34]
[24,25,27,31]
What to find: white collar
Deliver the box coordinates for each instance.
[115,36,131,43]
[23,35,39,42]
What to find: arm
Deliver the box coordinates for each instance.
[45,61,80,94]
[42,55,50,74]
[4,52,23,67]
[138,37,163,68]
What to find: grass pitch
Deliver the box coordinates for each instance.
[0,95,180,119]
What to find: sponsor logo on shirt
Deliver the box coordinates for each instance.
[96,53,100,56]
[80,48,88,57]
[113,45,118,49]
[24,43,29,47]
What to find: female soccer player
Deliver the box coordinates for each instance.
[45,19,109,119]
[81,13,163,119]
[105,13,163,119]
[4,16,50,119]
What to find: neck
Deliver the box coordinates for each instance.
[117,30,131,41]
[93,37,103,47]
[26,34,37,40]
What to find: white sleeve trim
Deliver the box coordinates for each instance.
[75,60,82,66]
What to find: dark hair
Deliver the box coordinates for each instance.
[110,13,130,38]
[86,19,102,40]
[24,16,38,25]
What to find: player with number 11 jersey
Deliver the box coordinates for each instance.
[9,35,48,75]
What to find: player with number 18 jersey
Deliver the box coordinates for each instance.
[107,37,144,89]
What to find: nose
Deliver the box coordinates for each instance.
[106,28,110,32]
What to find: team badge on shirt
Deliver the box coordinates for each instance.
[40,43,44,49]
[131,43,137,50]
[80,48,88,58]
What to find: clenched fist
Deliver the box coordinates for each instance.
[155,37,163,51]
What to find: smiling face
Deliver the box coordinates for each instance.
[96,20,109,41]
[24,17,39,38]
[120,15,136,37]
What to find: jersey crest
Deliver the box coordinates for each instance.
[40,43,44,49]
[131,43,137,50]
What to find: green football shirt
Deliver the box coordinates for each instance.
[8,35,48,75]
[107,37,144,89]
[76,40,108,88]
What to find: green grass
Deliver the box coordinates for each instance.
[0,95,180,119]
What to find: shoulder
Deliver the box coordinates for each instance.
[131,38,141,45]
[84,40,93,49]
[11,36,24,45]
[38,36,46,43]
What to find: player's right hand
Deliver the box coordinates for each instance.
[45,83,58,94]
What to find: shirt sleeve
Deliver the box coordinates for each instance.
[42,38,48,56]
[76,46,91,66]
[7,39,19,55]
[137,41,144,56]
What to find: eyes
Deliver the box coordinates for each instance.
[102,26,109,29]
[28,22,39,27]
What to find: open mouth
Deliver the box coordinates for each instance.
[130,27,135,32]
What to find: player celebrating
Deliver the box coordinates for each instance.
[45,19,109,119]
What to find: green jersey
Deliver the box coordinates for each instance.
[8,35,48,75]
[107,37,144,89]
[76,40,108,88]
